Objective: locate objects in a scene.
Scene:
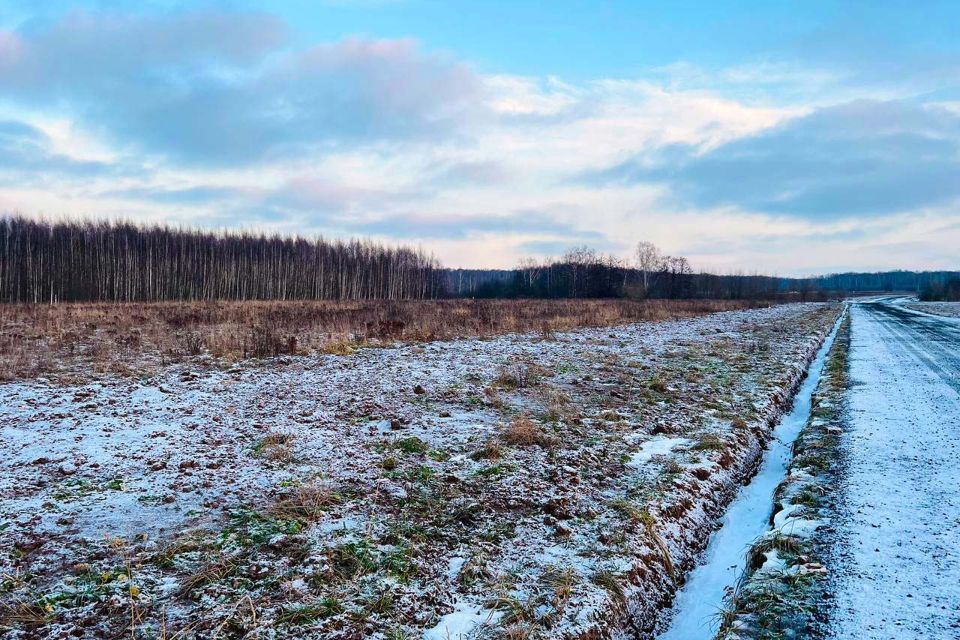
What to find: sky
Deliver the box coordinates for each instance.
[0,1,958,275]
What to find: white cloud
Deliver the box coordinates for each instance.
[1,8,957,275]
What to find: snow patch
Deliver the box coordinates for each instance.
[628,436,690,467]
[423,602,502,640]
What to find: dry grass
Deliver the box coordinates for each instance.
[255,431,297,463]
[0,298,767,382]
[500,415,553,447]
[177,554,242,596]
[470,440,503,461]
[0,600,51,628]
[268,483,342,523]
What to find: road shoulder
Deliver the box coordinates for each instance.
[716,310,850,639]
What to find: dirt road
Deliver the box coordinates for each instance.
[826,299,960,638]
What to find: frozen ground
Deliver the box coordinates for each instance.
[826,299,960,639]
[658,310,841,640]
[904,300,960,319]
[0,303,837,638]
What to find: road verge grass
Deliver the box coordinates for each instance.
[716,311,850,640]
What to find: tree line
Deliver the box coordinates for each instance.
[448,243,960,301]
[3,216,955,303]
[919,278,960,301]
[0,217,444,303]
[811,270,960,295]
[446,244,797,300]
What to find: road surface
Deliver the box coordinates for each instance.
[826,299,960,639]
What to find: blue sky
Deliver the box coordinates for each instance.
[1,0,958,274]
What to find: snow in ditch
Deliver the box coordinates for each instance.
[657,312,842,640]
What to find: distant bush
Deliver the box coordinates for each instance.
[919,278,960,301]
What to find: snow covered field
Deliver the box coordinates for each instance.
[904,300,960,319]
[0,303,837,638]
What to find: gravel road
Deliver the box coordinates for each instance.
[826,298,960,639]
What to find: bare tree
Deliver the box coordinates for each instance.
[0,217,446,303]
[635,241,663,293]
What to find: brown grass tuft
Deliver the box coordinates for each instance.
[256,431,296,463]
[268,483,341,523]
[500,415,553,447]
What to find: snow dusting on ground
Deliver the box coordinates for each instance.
[904,300,960,319]
[0,303,837,638]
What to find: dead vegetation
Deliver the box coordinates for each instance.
[0,298,766,382]
[0,302,840,639]
[717,313,850,640]
[268,483,343,523]
[500,415,554,447]
[254,431,297,463]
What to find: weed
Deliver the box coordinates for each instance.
[487,594,534,625]
[427,448,450,462]
[493,365,537,390]
[693,432,726,451]
[746,533,806,571]
[793,486,824,508]
[500,415,553,447]
[219,508,303,550]
[382,545,417,581]
[269,483,342,523]
[591,569,626,606]
[277,598,344,624]
[470,440,503,461]
[326,540,378,581]
[541,567,578,609]
[396,436,429,455]
[646,375,668,393]
[610,497,645,524]
[51,476,124,501]
[407,465,434,483]
[149,534,205,568]
[178,554,241,596]
[321,338,355,355]
[475,463,514,478]
[253,431,297,463]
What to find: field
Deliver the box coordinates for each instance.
[0,299,765,383]
[903,300,960,318]
[0,299,839,639]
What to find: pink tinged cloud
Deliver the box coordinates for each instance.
[0,12,485,164]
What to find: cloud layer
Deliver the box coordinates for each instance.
[594,100,960,220]
[0,6,958,274]
[0,11,482,164]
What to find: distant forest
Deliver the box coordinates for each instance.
[918,278,960,302]
[1,217,444,303]
[1,217,957,303]
[447,244,960,300]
